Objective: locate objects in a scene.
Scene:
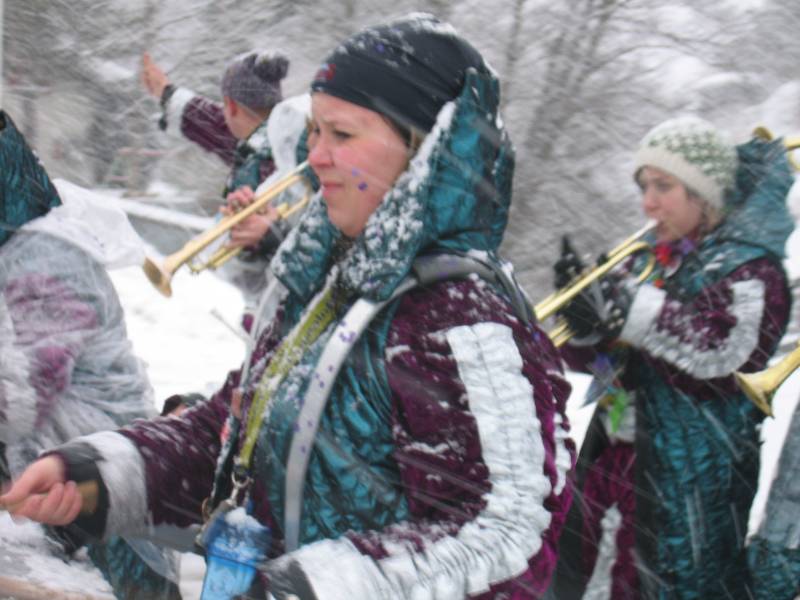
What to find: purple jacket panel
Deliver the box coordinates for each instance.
[581,443,638,598]
[116,368,239,527]
[180,95,237,166]
[342,279,575,598]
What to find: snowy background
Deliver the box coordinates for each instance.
[2,0,800,597]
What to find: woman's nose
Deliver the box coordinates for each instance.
[308,135,331,169]
[641,187,658,212]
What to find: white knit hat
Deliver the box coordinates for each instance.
[634,116,738,209]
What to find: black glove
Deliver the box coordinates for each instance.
[559,276,633,343]
[553,235,585,290]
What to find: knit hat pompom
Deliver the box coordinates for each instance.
[251,51,289,83]
[634,116,738,209]
[221,50,290,111]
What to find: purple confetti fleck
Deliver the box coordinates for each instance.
[358,181,368,191]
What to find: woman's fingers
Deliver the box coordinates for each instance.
[229,215,272,247]
[7,481,84,525]
[225,186,255,212]
[47,481,84,525]
[0,456,66,514]
[62,483,85,524]
[140,52,168,98]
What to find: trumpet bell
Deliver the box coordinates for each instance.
[143,256,174,298]
[734,341,800,417]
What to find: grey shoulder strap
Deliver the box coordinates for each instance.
[283,277,416,551]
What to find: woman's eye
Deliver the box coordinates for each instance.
[656,183,672,193]
[333,129,351,140]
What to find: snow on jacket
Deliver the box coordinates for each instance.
[548,136,794,600]
[61,63,576,599]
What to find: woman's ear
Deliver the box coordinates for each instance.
[223,96,238,117]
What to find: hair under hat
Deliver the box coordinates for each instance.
[221,50,289,112]
[634,116,738,209]
[310,13,487,134]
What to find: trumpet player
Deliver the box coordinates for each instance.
[142,50,303,330]
[547,117,794,600]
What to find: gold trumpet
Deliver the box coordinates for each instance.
[143,162,311,297]
[537,221,657,347]
[735,342,800,417]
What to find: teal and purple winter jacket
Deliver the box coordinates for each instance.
[550,135,794,600]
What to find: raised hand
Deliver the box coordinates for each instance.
[141,52,169,99]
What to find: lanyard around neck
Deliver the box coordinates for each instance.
[238,282,343,471]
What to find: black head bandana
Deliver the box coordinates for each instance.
[310,13,487,133]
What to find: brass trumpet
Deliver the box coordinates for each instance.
[143,161,311,297]
[537,221,657,347]
[735,341,800,417]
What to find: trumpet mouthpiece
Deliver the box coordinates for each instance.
[142,257,173,297]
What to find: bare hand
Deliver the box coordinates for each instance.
[141,52,169,99]
[0,456,84,525]
[229,212,277,248]
[221,186,279,248]
[223,186,257,214]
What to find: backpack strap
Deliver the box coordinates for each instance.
[283,252,531,551]
[411,251,534,325]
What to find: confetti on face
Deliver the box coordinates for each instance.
[358,181,368,191]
